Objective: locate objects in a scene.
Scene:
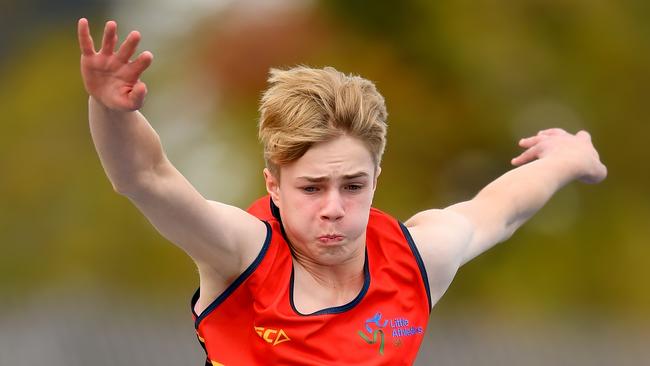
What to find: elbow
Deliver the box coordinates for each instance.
[110,172,155,197]
[109,160,169,197]
[501,218,521,242]
[111,181,140,197]
[112,182,134,196]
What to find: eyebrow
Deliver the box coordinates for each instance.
[297,172,370,182]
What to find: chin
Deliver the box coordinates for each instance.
[316,242,361,264]
[317,253,351,266]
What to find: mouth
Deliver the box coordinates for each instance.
[317,234,345,244]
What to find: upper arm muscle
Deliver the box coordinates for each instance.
[445,197,515,265]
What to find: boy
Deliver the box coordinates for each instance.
[77,18,607,365]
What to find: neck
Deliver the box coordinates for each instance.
[291,248,366,314]
[293,247,365,290]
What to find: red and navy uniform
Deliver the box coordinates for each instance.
[191,196,432,365]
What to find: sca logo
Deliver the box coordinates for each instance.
[254,326,291,346]
[357,312,388,355]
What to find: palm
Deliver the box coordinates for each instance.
[78,19,153,111]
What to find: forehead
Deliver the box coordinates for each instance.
[282,135,375,180]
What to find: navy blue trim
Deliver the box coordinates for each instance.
[191,220,272,329]
[399,222,432,312]
[289,249,370,316]
[270,198,291,244]
[269,197,282,220]
[269,198,298,258]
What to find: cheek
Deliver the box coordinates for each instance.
[281,197,319,234]
[285,196,319,217]
[342,197,372,230]
[352,207,371,228]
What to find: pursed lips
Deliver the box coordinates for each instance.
[317,234,345,244]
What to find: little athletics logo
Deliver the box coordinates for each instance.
[357,312,424,355]
[357,312,388,355]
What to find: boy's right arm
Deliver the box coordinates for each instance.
[79,19,267,283]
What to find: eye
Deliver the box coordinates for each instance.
[302,186,319,193]
[345,184,363,191]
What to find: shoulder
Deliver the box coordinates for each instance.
[403,209,473,304]
[200,199,269,277]
[405,208,473,246]
[206,199,269,253]
[369,207,472,255]
[405,209,474,257]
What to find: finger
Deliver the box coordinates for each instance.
[537,128,566,136]
[77,18,96,55]
[115,31,141,63]
[511,145,540,166]
[128,82,148,110]
[125,51,153,79]
[100,20,118,55]
[518,135,541,148]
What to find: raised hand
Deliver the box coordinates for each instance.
[78,18,153,111]
[512,128,608,184]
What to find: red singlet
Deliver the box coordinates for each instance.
[191,196,432,365]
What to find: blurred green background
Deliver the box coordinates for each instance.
[1,0,648,364]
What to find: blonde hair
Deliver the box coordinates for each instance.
[258,66,388,177]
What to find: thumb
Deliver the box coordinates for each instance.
[128,81,147,110]
[576,130,591,141]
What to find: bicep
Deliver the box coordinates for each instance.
[122,160,267,279]
[445,197,516,265]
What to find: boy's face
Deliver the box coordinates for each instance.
[264,134,379,266]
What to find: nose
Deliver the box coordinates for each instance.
[320,190,345,222]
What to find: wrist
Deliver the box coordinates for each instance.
[539,155,583,186]
[88,96,133,116]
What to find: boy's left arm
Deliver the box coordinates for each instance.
[405,128,607,304]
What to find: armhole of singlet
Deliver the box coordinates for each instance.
[399,222,432,312]
[191,220,273,329]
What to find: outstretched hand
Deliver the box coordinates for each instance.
[512,128,608,184]
[78,18,153,111]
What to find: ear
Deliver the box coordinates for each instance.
[263,168,281,204]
